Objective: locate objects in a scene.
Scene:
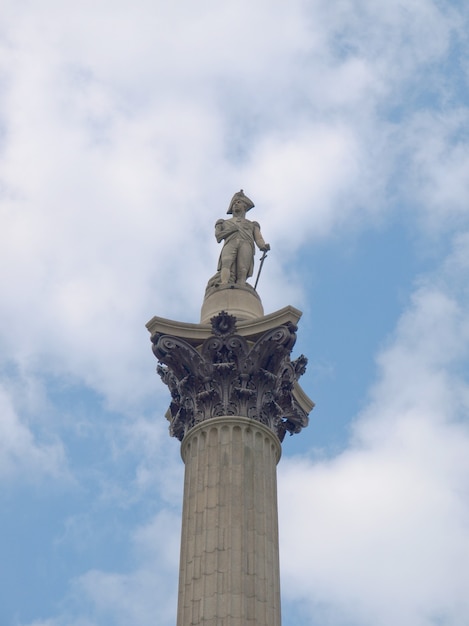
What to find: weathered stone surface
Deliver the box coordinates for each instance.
[176,417,282,626]
[151,311,310,442]
[146,304,304,345]
[205,189,270,289]
[200,282,264,323]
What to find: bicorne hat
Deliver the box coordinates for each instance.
[227,189,255,214]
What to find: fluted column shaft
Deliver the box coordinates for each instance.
[177,416,282,626]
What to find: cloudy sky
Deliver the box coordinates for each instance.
[1,1,469,625]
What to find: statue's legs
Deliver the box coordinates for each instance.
[220,267,231,284]
[220,240,238,284]
[219,240,253,285]
[236,241,253,284]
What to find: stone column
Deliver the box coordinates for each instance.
[148,309,313,626]
[177,416,282,626]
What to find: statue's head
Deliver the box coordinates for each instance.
[227,189,255,214]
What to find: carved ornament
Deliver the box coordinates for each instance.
[151,311,310,442]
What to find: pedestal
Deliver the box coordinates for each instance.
[200,284,264,324]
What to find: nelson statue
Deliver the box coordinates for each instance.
[206,190,270,293]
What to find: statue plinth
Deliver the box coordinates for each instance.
[200,282,264,324]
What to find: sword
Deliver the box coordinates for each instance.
[254,249,269,290]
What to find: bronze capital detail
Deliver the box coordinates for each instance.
[151,311,310,442]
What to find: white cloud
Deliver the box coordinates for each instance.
[115,415,184,507]
[1,1,469,625]
[243,123,365,241]
[69,510,180,626]
[278,237,469,626]
[20,509,180,626]
[0,0,465,416]
[401,110,469,231]
[0,383,67,481]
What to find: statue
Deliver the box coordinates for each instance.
[207,190,270,289]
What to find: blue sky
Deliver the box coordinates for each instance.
[1,1,469,625]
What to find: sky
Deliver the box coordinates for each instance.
[1,1,469,625]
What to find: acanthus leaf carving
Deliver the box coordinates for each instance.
[151,312,310,441]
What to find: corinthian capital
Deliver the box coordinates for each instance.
[151,311,310,442]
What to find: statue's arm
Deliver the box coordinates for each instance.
[215,219,238,243]
[215,219,225,243]
[252,221,270,252]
